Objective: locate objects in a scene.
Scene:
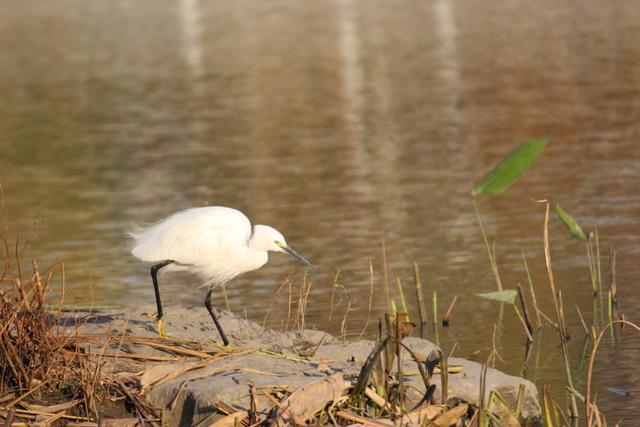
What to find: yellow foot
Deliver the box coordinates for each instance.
[156,318,167,338]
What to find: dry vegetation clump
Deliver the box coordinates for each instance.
[0,236,160,425]
[0,260,80,394]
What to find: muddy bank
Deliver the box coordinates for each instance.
[65,306,541,425]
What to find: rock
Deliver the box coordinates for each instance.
[63,305,541,425]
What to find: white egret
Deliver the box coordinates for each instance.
[129,206,311,345]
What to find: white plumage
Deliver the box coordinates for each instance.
[131,207,257,286]
[129,206,311,345]
[131,207,251,263]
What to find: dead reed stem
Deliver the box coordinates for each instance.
[442,296,458,327]
[261,278,288,329]
[521,250,542,329]
[537,309,559,330]
[432,292,439,347]
[478,362,488,425]
[440,350,448,404]
[327,270,340,323]
[381,241,390,313]
[586,233,602,298]
[595,229,602,295]
[542,201,578,418]
[395,313,403,411]
[514,305,534,343]
[516,284,533,336]
[431,292,437,326]
[300,270,311,332]
[358,260,374,339]
[395,277,409,320]
[609,245,617,305]
[292,271,312,332]
[413,263,427,328]
[576,305,590,337]
[340,299,352,341]
[285,277,293,332]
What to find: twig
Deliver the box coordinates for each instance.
[0,407,93,422]
[335,410,391,427]
[115,379,158,420]
[5,381,46,409]
[97,352,180,361]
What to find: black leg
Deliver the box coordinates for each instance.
[205,287,229,346]
[150,260,173,324]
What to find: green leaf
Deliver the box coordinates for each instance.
[555,204,588,241]
[476,290,518,304]
[472,139,548,195]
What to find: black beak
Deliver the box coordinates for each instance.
[282,245,312,267]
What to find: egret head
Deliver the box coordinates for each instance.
[251,225,311,267]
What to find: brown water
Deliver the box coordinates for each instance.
[2,0,640,420]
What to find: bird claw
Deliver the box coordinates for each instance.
[156,318,167,338]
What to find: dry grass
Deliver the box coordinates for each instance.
[0,234,166,425]
[0,257,88,407]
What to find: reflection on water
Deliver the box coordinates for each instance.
[1,0,640,419]
[179,0,204,79]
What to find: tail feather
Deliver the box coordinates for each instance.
[127,222,155,260]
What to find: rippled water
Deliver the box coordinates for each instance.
[2,0,640,419]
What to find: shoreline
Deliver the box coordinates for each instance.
[60,305,541,425]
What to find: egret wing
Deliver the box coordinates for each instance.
[130,206,252,264]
